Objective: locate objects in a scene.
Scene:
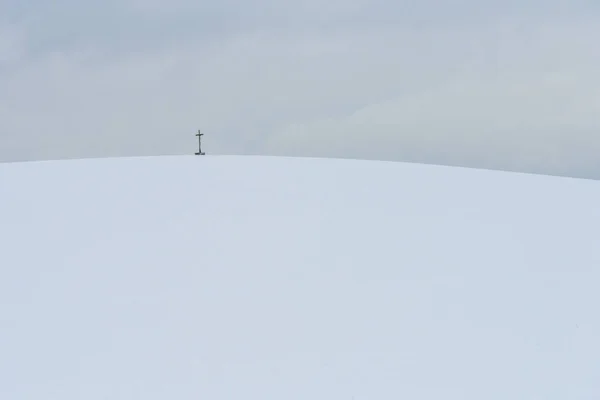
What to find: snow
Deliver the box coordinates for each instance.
[1,155,599,399]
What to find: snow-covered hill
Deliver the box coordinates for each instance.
[1,155,599,399]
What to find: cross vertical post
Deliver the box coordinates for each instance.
[195,130,205,155]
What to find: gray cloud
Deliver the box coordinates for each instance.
[1,1,599,179]
[266,74,600,178]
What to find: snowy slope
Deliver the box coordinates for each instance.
[1,155,599,399]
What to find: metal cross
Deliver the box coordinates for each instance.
[195,130,205,155]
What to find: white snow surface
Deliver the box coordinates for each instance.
[1,155,600,399]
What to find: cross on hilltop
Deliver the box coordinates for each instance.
[195,130,205,155]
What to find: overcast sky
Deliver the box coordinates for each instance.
[1,1,599,179]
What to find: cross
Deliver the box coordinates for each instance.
[195,130,205,155]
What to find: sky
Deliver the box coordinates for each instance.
[1,155,600,398]
[1,0,599,178]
